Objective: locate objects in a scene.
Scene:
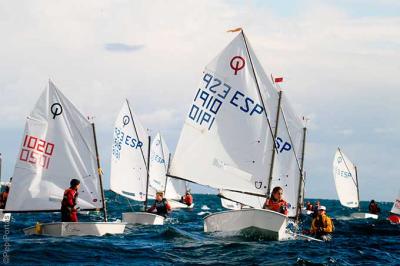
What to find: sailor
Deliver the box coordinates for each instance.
[147,191,172,218]
[312,200,320,218]
[368,200,381,215]
[180,190,193,206]
[305,201,313,211]
[263,186,288,215]
[310,206,334,241]
[61,179,80,222]
[0,186,10,209]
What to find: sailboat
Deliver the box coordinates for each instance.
[4,80,126,236]
[148,133,192,209]
[110,100,164,225]
[388,190,400,224]
[169,29,305,240]
[0,154,12,222]
[333,148,378,219]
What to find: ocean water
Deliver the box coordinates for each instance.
[2,192,399,265]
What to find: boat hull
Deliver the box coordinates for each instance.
[350,212,378,219]
[204,209,288,241]
[169,199,194,209]
[0,209,11,222]
[122,212,165,225]
[23,222,126,236]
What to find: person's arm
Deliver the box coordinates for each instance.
[166,202,172,212]
[147,204,156,213]
[324,217,334,233]
[310,219,317,234]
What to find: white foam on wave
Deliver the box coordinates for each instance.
[201,205,210,210]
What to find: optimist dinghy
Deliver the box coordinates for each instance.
[333,148,378,219]
[110,100,165,225]
[169,29,308,240]
[5,81,126,236]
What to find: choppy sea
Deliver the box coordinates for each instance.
[2,192,399,265]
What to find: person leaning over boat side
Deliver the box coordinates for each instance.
[312,200,320,218]
[368,200,381,215]
[0,185,10,209]
[262,186,288,215]
[147,191,172,218]
[305,201,313,211]
[310,206,334,241]
[180,190,193,206]
[61,179,80,222]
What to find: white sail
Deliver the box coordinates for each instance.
[391,190,400,215]
[110,100,149,201]
[333,149,359,208]
[220,94,305,217]
[148,133,169,198]
[148,133,187,200]
[221,197,242,210]
[164,176,187,201]
[270,93,304,217]
[6,81,103,212]
[169,32,279,195]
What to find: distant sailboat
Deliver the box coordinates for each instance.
[0,154,11,222]
[148,133,192,209]
[388,190,400,224]
[333,148,378,219]
[5,80,126,236]
[110,100,164,225]
[169,29,297,240]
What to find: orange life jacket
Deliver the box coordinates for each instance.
[264,198,288,215]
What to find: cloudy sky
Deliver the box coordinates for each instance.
[0,0,399,201]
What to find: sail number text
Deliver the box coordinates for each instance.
[19,135,54,169]
[188,73,264,130]
[112,127,143,160]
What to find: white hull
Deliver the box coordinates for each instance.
[169,199,194,209]
[204,209,288,241]
[23,222,126,236]
[122,212,165,225]
[350,212,378,219]
[0,209,11,222]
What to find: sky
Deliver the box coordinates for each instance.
[0,0,399,201]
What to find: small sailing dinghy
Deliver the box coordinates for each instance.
[0,181,11,222]
[388,190,400,224]
[148,133,193,209]
[169,29,300,240]
[333,148,378,219]
[5,80,126,236]
[110,100,165,225]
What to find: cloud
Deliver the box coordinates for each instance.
[0,0,399,200]
[104,43,144,52]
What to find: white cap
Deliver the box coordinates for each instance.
[318,205,326,211]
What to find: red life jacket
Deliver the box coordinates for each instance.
[61,188,78,210]
[184,194,193,206]
[265,198,288,215]
[388,215,400,224]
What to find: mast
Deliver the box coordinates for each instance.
[91,122,108,222]
[144,135,151,210]
[163,153,172,195]
[355,165,360,210]
[125,99,151,209]
[0,153,2,183]
[295,126,307,220]
[240,30,279,196]
[266,90,283,197]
